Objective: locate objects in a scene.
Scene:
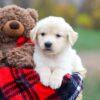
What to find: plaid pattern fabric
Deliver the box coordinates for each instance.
[0,67,83,100]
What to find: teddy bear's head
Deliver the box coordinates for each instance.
[0,5,38,43]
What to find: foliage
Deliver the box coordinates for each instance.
[33,0,100,30]
[52,4,77,26]
[91,9,100,29]
[34,0,54,18]
[75,14,93,29]
[81,0,100,29]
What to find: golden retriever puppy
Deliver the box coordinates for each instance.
[30,16,86,89]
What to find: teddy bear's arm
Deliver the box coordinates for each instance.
[6,42,35,68]
[21,42,34,55]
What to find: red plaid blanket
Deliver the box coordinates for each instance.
[0,67,83,100]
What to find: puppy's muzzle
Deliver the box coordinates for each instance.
[44,42,52,49]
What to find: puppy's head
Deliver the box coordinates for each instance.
[30,16,78,55]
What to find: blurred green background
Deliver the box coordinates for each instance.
[0,0,100,99]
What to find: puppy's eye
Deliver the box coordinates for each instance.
[56,34,61,38]
[41,33,45,36]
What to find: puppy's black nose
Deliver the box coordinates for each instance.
[45,42,52,48]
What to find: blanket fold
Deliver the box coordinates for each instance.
[0,67,83,100]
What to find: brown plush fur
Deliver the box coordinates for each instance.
[0,5,38,67]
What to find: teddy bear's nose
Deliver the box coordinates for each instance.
[10,21,20,29]
[3,20,25,37]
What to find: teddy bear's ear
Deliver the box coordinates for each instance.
[27,8,38,22]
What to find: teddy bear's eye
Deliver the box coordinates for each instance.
[41,33,45,36]
[56,34,62,38]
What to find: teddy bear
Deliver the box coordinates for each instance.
[0,5,38,67]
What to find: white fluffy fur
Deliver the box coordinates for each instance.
[30,16,85,89]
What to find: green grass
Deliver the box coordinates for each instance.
[74,28,100,51]
[83,74,100,100]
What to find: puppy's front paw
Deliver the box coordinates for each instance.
[49,75,63,89]
[40,75,50,87]
[36,67,51,87]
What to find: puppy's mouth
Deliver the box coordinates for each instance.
[41,47,54,54]
[41,48,57,55]
[43,48,53,52]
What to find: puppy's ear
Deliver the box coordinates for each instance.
[67,31,78,46]
[30,25,38,42]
